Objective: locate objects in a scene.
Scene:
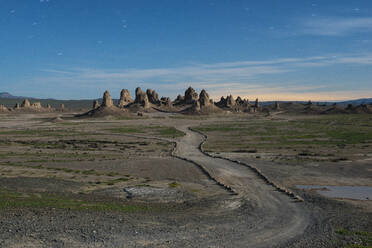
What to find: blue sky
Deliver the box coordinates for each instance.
[1,0,372,100]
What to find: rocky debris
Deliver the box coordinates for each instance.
[21,99,31,108]
[146,89,160,104]
[102,90,113,107]
[321,105,349,115]
[32,102,42,108]
[51,116,64,122]
[346,103,372,114]
[47,104,52,110]
[184,87,198,104]
[93,100,100,109]
[137,112,144,116]
[118,89,133,107]
[199,89,211,107]
[14,103,20,109]
[321,103,372,115]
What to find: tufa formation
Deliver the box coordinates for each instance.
[118,89,133,107]
[102,90,113,107]
[184,87,199,104]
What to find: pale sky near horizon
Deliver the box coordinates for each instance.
[1,0,372,101]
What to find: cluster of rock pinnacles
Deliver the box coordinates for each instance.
[93,86,260,113]
[1,99,64,112]
[0,86,262,114]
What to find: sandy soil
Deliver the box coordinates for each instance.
[0,112,371,247]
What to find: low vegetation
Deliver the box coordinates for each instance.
[0,189,150,212]
[336,228,372,248]
[195,114,372,162]
[108,125,185,138]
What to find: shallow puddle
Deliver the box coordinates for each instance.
[296,185,372,200]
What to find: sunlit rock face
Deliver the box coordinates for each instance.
[93,100,100,109]
[118,89,133,107]
[102,90,113,107]
[199,89,211,107]
[184,87,198,104]
[21,99,31,108]
[146,89,159,104]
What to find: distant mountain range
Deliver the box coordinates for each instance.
[262,98,372,106]
[0,92,26,99]
[337,98,372,106]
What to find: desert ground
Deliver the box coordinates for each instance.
[0,108,371,248]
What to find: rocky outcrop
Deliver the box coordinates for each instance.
[198,89,214,107]
[254,98,259,108]
[32,102,42,108]
[182,89,223,115]
[10,99,50,112]
[184,87,198,104]
[134,87,150,108]
[161,97,172,107]
[21,99,31,108]
[175,94,184,102]
[191,100,201,111]
[143,95,150,108]
[226,95,236,107]
[102,90,113,107]
[252,98,259,112]
[236,96,244,105]
[76,90,128,118]
[199,89,211,107]
[146,89,159,104]
[275,102,280,110]
[216,95,252,112]
[0,104,9,112]
[134,87,146,104]
[217,95,235,108]
[118,89,133,107]
[93,100,100,109]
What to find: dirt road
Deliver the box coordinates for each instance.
[0,114,337,247]
[174,125,310,247]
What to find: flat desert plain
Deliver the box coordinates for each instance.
[0,112,371,248]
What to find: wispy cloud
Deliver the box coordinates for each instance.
[301,17,372,36]
[26,53,372,100]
